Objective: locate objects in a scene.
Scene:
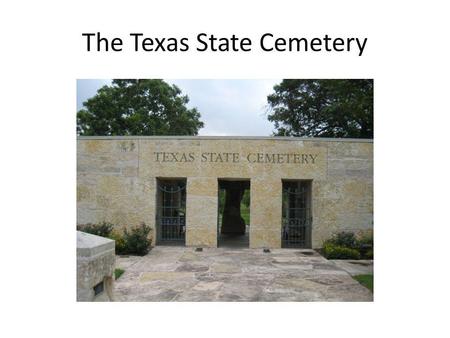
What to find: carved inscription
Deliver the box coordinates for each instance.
[153,152,319,164]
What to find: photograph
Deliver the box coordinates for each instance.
[76,79,374,301]
[5,1,450,336]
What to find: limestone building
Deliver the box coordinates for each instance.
[77,136,373,249]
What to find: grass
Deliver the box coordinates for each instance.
[353,274,373,292]
[240,204,250,224]
[114,268,125,280]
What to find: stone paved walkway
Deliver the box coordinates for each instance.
[114,247,373,301]
[331,259,373,276]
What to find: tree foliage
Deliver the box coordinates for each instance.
[77,79,204,136]
[267,79,373,138]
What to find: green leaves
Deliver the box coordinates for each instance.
[267,79,373,138]
[77,79,204,136]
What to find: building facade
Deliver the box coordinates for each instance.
[77,136,373,248]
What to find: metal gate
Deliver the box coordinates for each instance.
[282,180,312,248]
[156,179,186,244]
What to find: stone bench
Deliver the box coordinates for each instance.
[77,231,115,301]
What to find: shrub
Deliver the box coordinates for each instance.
[364,249,373,259]
[322,242,361,260]
[77,222,153,256]
[358,230,373,246]
[328,231,358,249]
[322,230,374,260]
[108,230,127,255]
[357,230,373,259]
[77,222,114,237]
[122,223,152,256]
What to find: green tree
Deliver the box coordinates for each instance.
[267,79,373,138]
[77,79,204,136]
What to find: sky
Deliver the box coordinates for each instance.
[76,79,281,136]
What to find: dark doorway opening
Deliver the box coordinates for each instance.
[282,180,312,248]
[217,179,251,248]
[156,178,186,245]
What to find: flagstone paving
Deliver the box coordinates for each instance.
[114,247,373,302]
[331,259,373,276]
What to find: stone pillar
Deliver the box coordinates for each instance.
[77,231,115,301]
[186,177,218,247]
[249,177,282,248]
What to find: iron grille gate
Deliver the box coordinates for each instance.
[156,179,186,244]
[282,181,312,248]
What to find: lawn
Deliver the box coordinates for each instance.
[218,203,250,224]
[353,274,373,292]
[114,268,125,280]
[240,204,250,224]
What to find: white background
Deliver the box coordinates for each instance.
[1,0,449,337]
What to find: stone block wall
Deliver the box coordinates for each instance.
[77,137,373,248]
[77,231,115,301]
[186,177,218,247]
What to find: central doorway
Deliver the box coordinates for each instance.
[217,179,251,248]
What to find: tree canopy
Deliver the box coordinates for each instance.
[77,79,204,136]
[267,79,373,138]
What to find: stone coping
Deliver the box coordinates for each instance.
[77,136,373,143]
[77,231,115,258]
